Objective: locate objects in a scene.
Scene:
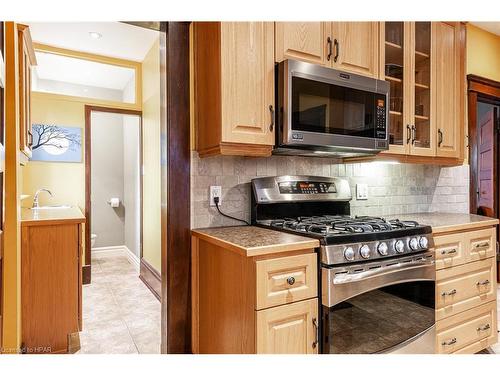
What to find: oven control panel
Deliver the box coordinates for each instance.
[278,181,337,195]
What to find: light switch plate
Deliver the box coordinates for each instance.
[209,186,222,206]
[356,183,368,200]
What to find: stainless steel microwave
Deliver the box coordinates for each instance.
[274,59,390,158]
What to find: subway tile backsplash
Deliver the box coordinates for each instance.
[190,151,469,228]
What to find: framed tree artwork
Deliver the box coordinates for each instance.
[31,124,82,162]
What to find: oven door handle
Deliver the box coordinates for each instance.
[332,258,435,285]
[322,257,435,307]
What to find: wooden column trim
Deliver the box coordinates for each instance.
[160,22,191,354]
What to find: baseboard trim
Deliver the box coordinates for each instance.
[139,258,161,301]
[82,265,91,285]
[92,245,140,273]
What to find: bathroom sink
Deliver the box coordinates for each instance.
[30,205,72,210]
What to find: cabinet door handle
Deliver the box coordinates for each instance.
[327,37,332,61]
[476,279,490,287]
[411,125,416,145]
[477,323,491,332]
[286,276,295,286]
[312,318,319,349]
[269,105,275,132]
[333,39,339,63]
[406,124,411,144]
[441,289,457,297]
[438,129,443,147]
[28,130,33,148]
[440,248,457,255]
[441,337,457,346]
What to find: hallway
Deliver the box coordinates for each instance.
[77,254,160,354]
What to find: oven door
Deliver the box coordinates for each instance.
[277,59,389,154]
[321,255,435,354]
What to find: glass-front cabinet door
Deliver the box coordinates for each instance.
[381,21,436,156]
[382,22,409,154]
[411,22,435,156]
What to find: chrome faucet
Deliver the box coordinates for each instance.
[33,189,53,208]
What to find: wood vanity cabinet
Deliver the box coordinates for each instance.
[193,22,275,158]
[434,225,498,353]
[378,21,465,164]
[21,210,84,354]
[275,22,379,78]
[17,24,36,160]
[191,229,319,354]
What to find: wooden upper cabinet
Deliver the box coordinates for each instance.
[435,22,465,158]
[194,22,275,158]
[330,22,379,78]
[275,22,327,65]
[17,23,36,160]
[275,22,379,78]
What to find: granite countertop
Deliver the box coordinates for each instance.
[192,226,320,257]
[21,206,86,226]
[386,212,499,234]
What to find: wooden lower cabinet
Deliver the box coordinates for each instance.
[21,217,84,354]
[257,298,318,354]
[191,233,318,354]
[434,224,498,354]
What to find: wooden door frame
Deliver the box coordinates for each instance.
[468,74,500,216]
[84,105,143,284]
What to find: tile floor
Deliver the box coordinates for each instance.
[77,253,161,354]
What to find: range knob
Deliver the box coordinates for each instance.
[359,245,371,259]
[395,240,405,253]
[377,242,388,256]
[409,237,419,251]
[419,236,429,249]
[344,247,355,261]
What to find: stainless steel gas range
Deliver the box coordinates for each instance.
[251,175,436,354]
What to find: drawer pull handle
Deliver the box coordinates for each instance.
[441,248,457,255]
[441,338,457,346]
[477,324,491,332]
[474,242,490,250]
[286,276,296,286]
[441,289,457,297]
[476,279,490,287]
[312,318,319,349]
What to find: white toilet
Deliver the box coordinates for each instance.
[91,233,97,248]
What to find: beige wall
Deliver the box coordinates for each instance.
[141,37,161,271]
[22,94,85,209]
[467,24,500,82]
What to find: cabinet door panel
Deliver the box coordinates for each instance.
[435,22,462,158]
[257,298,318,354]
[331,22,379,78]
[275,22,327,65]
[220,22,274,146]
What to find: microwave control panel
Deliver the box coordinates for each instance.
[375,98,387,139]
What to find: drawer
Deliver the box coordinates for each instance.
[436,301,497,354]
[435,232,466,269]
[468,228,496,263]
[255,253,317,310]
[434,227,496,270]
[436,257,496,320]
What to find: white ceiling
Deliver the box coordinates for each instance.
[34,51,135,90]
[469,22,500,36]
[27,22,159,62]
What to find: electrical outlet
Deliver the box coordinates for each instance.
[356,183,368,200]
[209,186,222,206]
